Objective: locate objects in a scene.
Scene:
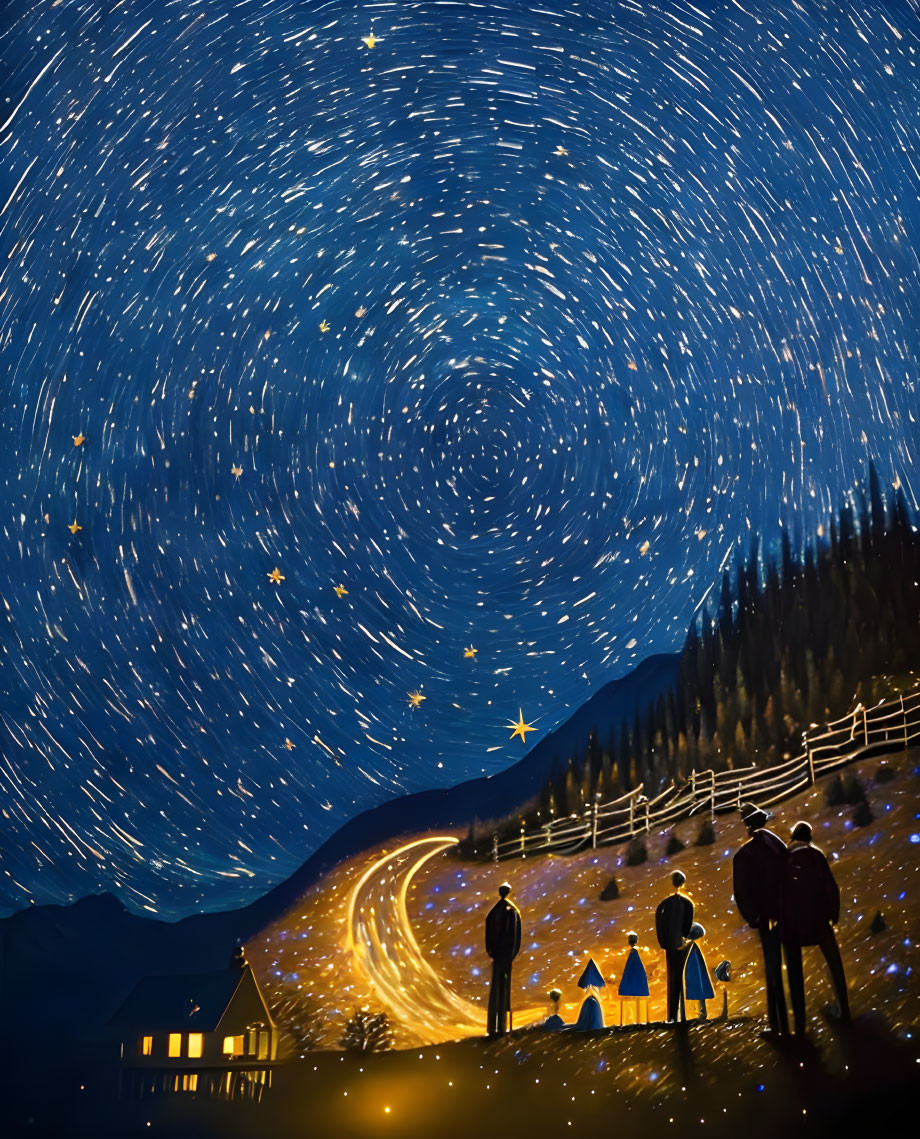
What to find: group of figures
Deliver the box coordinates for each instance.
[483,802,850,1038]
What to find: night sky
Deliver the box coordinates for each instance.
[1,0,918,919]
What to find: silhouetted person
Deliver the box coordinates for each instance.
[616,931,650,1025]
[485,882,522,1038]
[780,821,850,1035]
[732,802,789,1037]
[655,870,694,1022]
[684,922,715,1020]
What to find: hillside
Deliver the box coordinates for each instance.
[0,651,679,1036]
[246,750,920,1050]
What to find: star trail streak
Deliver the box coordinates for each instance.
[0,0,918,917]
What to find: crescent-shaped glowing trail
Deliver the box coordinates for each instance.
[344,836,542,1044]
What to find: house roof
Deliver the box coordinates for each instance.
[107,965,255,1033]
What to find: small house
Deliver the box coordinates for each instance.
[108,947,278,1098]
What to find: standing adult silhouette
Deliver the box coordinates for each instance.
[484,882,522,1038]
[732,802,789,1036]
[655,870,694,1022]
[780,821,850,1035]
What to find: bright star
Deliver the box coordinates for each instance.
[267,568,285,584]
[68,520,82,534]
[408,691,426,708]
[507,710,536,743]
[464,646,478,658]
[334,584,348,598]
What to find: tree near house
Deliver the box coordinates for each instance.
[341,1007,394,1053]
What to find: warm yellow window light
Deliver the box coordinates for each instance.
[141,1036,152,1056]
[187,1033,203,1058]
[223,1034,244,1055]
[168,1033,181,1058]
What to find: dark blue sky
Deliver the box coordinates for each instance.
[1,0,918,917]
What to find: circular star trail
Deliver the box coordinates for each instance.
[1,0,918,917]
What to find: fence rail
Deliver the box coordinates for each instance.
[489,685,920,863]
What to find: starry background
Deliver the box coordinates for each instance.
[0,0,918,919]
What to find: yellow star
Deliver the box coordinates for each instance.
[319,319,330,333]
[627,360,638,371]
[355,306,367,318]
[464,645,477,659]
[554,145,568,156]
[72,433,85,447]
[362,32,377,49]
[507,709,536,743]
[267,567,285,584]
[231,464,243,478]
[284,738,295,750]
[408,690,426,708]
[68,520,82,534]
[334,584,348,598]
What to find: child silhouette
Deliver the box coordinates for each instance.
[573,957,606,1031]
[616,931,650,1025]
[684,922,715,1019]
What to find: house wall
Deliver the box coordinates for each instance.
[120,967,278,1068]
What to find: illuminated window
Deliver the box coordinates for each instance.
[187,1033,203,1059]
[141,1036,153,1056]
[223,1035,244,1055]
[168,1033,181,1058]
[258,1031,269,1060]
[180,1073,198,1092]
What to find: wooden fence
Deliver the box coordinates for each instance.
[490,685,920,863]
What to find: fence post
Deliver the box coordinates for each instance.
[862,705,869,746]
[543,822,551,852]
[645,796,651,833]
[902,694,908,749]
[710,770,716,820]
[492,833,499,865]
[519,822,526,859]
[690,770,696,805]
[591,796,599,849]
[806,741,815,786]
[628,793,635,837]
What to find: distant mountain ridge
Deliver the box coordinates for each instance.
[0,650,679,1038]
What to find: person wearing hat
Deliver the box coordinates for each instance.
[573,957,606,1030]
[780,821,850,1035]
[484,882,522,1038]
[732,802,789,1036]
[655,870,694,1023]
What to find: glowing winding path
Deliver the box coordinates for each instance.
[344,836,541,1044]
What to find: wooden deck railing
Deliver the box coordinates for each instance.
[489,685,920,863]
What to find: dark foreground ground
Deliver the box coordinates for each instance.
[3,1010,918,1139]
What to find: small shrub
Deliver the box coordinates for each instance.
[826,773,866,807]
[842,774,867,803]
[341,1007,394,1053]
[664,831,685,856]
[852,799,873,827]
[825,774,847,806]
[875,763,897,784]
[869,910,886,934]
[625,837,647,866]
[599,876,620,901]
[694,818,716,846]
